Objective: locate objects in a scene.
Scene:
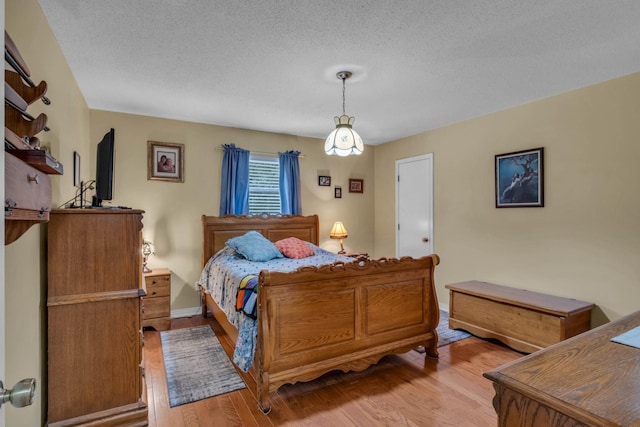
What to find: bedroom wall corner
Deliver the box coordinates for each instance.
[374,72,640,324]
[5,1,91,426]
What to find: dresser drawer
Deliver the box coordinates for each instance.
[143,296,170,319]
[5,151,52,220]
[142,268,171,331]
[144,274,170,298]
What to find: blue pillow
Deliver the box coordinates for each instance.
[226,231,283,262]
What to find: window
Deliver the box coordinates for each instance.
[248,157,280,214]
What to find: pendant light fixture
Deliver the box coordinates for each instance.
[324,71,364,156]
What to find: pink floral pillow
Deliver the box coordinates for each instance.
[275,237,315,259]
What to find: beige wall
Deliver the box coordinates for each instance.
[5,1,91,425]
[375,72,640,325]
[89,110,375,312]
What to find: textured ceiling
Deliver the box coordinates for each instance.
[38,1,640,145]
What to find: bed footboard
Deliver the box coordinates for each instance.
[255,254,440,413]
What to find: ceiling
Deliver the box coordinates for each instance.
[38,1,640,146]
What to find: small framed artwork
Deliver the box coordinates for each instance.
[495,147,544,208]
[148,141,184,182]
[73,151,81,187]
[349,178,364,193]
[334,186,342,198]
[318,175,331,186]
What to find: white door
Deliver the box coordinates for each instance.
[396,154,433,258]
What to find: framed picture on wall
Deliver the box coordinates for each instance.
[495,147,544,208]
[334,186,342,198]
[349,178,363,193]
[148,141,184,182]
[73,151,81,187]
[318,175,331,186]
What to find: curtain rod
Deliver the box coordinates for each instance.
[217,145,306,158]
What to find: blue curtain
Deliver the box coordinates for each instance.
[279,150,302,214]
[219,144,250,215]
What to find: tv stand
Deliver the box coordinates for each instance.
[91,195,102,208]
[86,206,129,210]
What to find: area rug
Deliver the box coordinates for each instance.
[160,325,246,407]
[415,310,472,353]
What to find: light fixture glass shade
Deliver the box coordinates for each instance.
[329,221,348,239]
[325,115,364,156]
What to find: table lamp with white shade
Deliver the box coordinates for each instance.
[329,221,348,254]
[142,240,155,273]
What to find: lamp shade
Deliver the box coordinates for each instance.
[142,240,155,256]
[142,240,155,273]
[325,71,364,156]
[324,115,364,157]
[329,221,348,239]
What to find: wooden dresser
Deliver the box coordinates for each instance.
[142,268,171,331]
[484,310,640,426]
[47,209,148,426]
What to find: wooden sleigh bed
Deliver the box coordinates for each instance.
[199,214,440,413]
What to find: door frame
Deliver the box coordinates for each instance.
[395,153,434,257]
[1,3,6,423]
[1,2,6,423]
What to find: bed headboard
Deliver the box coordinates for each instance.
[201,214,320,267]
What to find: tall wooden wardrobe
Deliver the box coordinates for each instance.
[47,209,148,426]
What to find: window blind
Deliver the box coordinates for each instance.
[249,157,281,214]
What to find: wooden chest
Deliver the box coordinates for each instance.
[445,281,594,353]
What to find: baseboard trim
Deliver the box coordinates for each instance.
[171,307,201,319]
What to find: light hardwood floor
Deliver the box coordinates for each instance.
[143,316,522,426]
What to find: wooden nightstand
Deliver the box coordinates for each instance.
[142,268,171,331]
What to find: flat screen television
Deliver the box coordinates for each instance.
[92,128,115,207]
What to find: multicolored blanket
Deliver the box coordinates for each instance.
[236,274,258,319]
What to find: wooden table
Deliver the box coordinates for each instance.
[484,310,640,426]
